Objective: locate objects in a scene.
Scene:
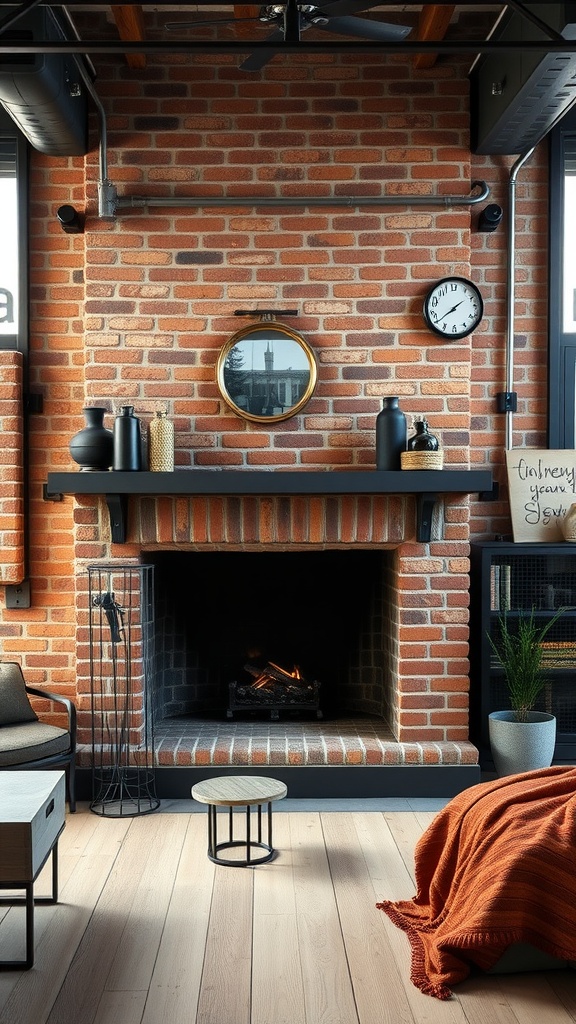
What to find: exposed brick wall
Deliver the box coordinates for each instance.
[0,48,550,747]
[0,350,25,583]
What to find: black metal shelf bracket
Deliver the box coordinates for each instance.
[105,494,128,544]
[416,493,437,543]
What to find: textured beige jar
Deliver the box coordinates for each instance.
[148,411,174,472]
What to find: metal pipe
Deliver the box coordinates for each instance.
[505,147,536,451]
[0,39,575,57]
[73,63,110,199]
[0,0,539,6]
[108,180,490,216]
[59,9,108,187]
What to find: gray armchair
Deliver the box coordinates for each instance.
[0,661,76,811]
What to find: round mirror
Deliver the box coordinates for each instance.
[216,321,318,423]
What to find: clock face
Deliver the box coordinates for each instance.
[423,277,484,339]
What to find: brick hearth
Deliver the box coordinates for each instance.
[77,717,478,769]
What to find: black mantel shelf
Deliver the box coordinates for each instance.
[45,469,494,544]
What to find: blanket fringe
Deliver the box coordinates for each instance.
[377,901,453,1000]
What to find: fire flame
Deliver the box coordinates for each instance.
[252,661,302,689]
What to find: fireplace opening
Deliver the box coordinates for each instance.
[148,549,397,726]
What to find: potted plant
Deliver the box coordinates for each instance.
[487,606,565,777]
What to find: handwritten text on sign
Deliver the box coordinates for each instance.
[505,449,576,541]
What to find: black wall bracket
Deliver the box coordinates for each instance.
[416,493,437,543]
[496,391,517,413]
[5,579,31,608]
[105,494,128,544]
[43,484,63,502]
[25,393,44,414]
[479,481,499,502]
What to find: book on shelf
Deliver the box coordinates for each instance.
[540,641,576,667]
[500,564,511,610]
[490,563,511,611]
[490,564,500,610]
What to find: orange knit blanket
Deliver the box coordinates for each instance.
[377,766,576,1000]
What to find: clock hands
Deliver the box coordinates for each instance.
[438,299,465,319]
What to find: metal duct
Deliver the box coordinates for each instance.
[0,6,89,156]
[470,3,576,155]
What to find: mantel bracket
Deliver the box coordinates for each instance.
[416,493,437,543]
[104,489,439,543]
[105,494,127,544]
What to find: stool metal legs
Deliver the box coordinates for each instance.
[206,801,276,866]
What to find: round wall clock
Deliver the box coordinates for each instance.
[423,276,484,339]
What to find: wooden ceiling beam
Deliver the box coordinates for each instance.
[413,4,456,69]
[111,4,147,68]
[233,5,261,39]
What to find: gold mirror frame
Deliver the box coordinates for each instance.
[216,320,318,424]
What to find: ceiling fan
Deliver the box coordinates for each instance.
[166,1,412,72]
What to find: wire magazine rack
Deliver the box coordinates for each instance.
[88,563,159,816]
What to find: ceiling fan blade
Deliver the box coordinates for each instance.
[314,15,411,42]
[239,28,285,72]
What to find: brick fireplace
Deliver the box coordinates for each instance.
[66,483,485,798]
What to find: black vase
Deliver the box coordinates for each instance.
[375,397,407,470]
[113,406,143,471]
[407,419,439,451]
[69,407,114,472]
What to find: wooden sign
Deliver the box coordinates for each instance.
[505,449,576,542]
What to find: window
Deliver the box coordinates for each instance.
[549,108,576,448]
[0,110,27,353]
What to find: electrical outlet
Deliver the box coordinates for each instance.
[5,580,31,609]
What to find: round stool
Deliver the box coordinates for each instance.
[191,775,288,866]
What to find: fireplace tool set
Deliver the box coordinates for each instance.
[88,564,159,817]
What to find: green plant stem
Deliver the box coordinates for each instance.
[487,606,566,722]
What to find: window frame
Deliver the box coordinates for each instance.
[0,110,28,356]
[549,107,576,449]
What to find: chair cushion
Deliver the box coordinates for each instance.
[0,721,70,765]
[0,662,38,726]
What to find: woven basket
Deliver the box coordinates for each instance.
[401,450,444,471]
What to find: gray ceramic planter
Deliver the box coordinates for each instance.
[488,710,556,777]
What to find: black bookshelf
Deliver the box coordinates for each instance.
[470,541,576,766]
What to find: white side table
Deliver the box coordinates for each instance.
[191,775,287,866]
[0,770,66,969]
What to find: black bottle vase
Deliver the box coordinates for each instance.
[375,397,407,470]
[407,419,439,451]
[113,406,143,471]
[69,407,114,471]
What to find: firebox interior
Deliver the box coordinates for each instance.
[149,549,395,723]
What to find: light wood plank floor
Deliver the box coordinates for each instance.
[1,804,576,1024]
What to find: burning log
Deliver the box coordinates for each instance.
[244,660,303,689]
[228,658,322,720]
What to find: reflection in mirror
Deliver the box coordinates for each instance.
[216,321,317,423]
